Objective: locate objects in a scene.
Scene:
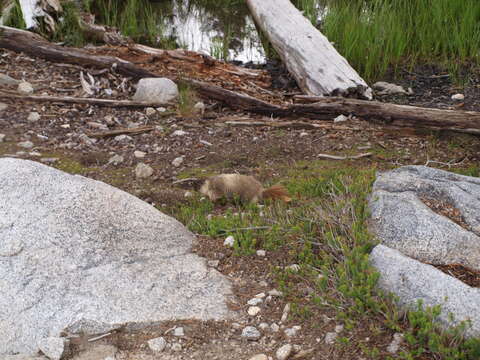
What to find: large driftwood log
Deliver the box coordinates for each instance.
[1,26,480,135]
[245,0,372,99]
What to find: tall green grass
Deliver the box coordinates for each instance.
[321,0,480,81]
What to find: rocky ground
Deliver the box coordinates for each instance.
[2,46,480,360]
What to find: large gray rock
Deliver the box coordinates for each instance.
[0,158,233,356]
[132,78,179,103]
[370,245,480,337]
[369,165,480,270]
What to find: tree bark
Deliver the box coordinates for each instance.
[1,26,480,135]
[245,0,372,99]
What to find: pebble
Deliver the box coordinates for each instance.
[145,107,156,116]
[451,93,465,101]
[148,337,166,352]
[299,132,308,137]
[108,154,124,166]
[38,337,65,360]
[114,134,133,142]
[171,130,188,136]
[40,158,58,164]
[249,355,268,360]
[0,134,5,142]
[200,139,213,146]
[134,150,146,159]
[256,250,266,257]
[255,292,266,298]
[324,332,337,344]
[0,102,8,111]
[171,343,182,352]
[270,323,280,332]
[157,107,167,112]
[387,333,404,354]
[333,114,348,123]
[29,151,41,157]
[248,306,261,316]
[27,112,41,122]
[78,134,96,146]
[17,81,34,94]
[334,324,344,333]
[268,289,283,297]
[284,326,301,337]
[285,264,300,272]
[281,303,290,323]
[172,156,184,167]
[259,323,270,330]
[184,191,193,198]
[135,163,154,178]
[224,235,235,247]
[276,344,293,360]
[242,326,261,340]
[17,141,34,149]
[173,327,184,337]
[193,101,206,114]
[247,298,263,306]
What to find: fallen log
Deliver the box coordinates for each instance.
[0,91,172,108]
[1,26,480,135]
[245,0,372,99]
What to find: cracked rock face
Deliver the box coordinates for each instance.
[369,165,480,270]
[369,165,480,336]
[0,158,233,355]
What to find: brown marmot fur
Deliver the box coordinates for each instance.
[199,174,291,203]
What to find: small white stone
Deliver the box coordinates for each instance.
[325,332,337,344]
[0,102,8,111]
[285,264,300,272]
[387,333,404,354]
[200,140,213,147]
[276,344,293,360]
[18,81,34,94]
[17,141,34,149]
[284,325,301,337]
[0,134,5,142]
[270,323,280,332]
[29,151,41,157]
[249,355,268,360]
[242,326,261,340]
[148,337,166,352]
[281,303,290,323]
[258,323,270,330]
[171,343,182,352]
[38,337,66,360]
[135,163,154,178]
[334,324,344,333]
[134,150,146,158]
[247,298,263,306]
[248,306,261,316]
[172,156,184,167]
[145,107,156,116]
[255,292,266,298]
[333,114,348,123]
[268,289,283,297]
[193,102,206,114]
[173,327,184,336]
[299,132,308,137]
[60,124,70,129]
[171,130,188,136]
[451,93,465,101]
[224,235,235,247]
[256,250,266,257]
[156,107,167,112]
[184,191,193,198]
[114,134,133,142]
[108,154,124,165]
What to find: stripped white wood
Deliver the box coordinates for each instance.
[246,0,372,99]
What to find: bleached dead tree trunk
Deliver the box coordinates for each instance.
[246,0,372,99]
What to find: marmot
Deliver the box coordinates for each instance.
[199,174,291,204]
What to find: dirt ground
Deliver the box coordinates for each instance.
[1,46,480,360]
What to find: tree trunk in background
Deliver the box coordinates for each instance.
[245,0,372,99]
